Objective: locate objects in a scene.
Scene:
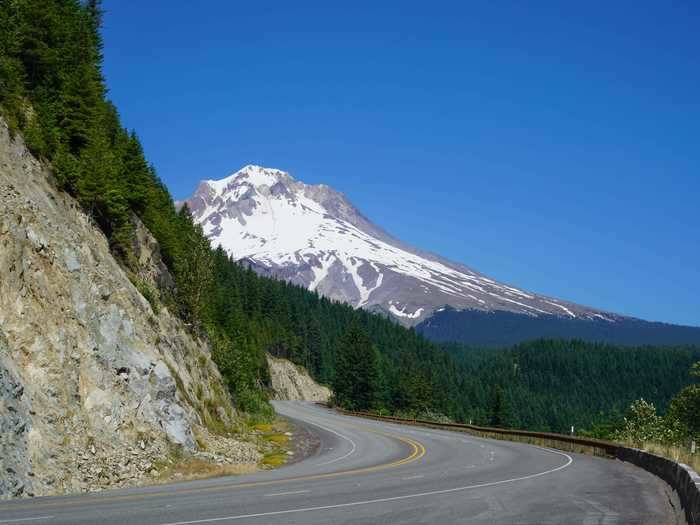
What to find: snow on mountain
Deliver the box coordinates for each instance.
[184,165,619,326]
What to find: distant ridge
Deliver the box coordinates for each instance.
[416,307,700,347]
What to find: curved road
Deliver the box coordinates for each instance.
[0,401,674,524]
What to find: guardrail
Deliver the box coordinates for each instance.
[327,405,699,524]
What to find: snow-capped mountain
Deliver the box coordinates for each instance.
[183,165,619,326]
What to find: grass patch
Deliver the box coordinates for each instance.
[260,452,287,468]
[163,361,195,407]
[193,428,208,451]
[263,434,289,445]
[254,418,296,469]
[131,276,160,315]
[156,458,257,482]
[202,407,230,436]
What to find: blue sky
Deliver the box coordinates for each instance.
[101,1,699,326]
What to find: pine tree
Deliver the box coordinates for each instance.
[490,386,511,428]
[174,205,213,327]
[307,316,322,376]
[333,321,382,411]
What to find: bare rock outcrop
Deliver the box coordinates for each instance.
[266,355,331,402]
[0,118,248,498]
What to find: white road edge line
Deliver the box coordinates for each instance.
[159,447,573,525]
[311,421,358,467]
[0,517,55,524]
[263,490,310,497]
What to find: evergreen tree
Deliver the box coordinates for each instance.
[333,321,382,411]
[665,361,700,438]
[490,386,511,427]
[174,205,213,327]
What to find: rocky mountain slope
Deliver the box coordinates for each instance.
[183,165,618,327]
[266,355,331,402]
[0,120,259,498]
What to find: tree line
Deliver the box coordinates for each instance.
[440,340,700,433]
[589,362,700,449]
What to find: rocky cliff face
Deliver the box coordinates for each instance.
[266,355,331,403]
[0,119,256,498]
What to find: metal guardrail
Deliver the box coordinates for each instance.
[333,407,620,456]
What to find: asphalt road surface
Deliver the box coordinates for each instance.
[0,401,675,524]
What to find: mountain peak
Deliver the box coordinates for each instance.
[184,167,617,325]
[204,165,292,194]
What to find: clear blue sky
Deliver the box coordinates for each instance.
[101,1,699,326]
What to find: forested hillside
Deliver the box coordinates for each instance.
[1,1,696,434]
[440,340,700,432]
[205,247,472,417]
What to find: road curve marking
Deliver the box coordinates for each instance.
[310,420,358,466]
[0,517,55,524]
[158,447,573,525]
[0,422,425,512]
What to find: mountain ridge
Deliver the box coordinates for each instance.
[183,165,622,326]
[417,307,700,347]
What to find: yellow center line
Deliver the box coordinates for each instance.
[2,421,427,512]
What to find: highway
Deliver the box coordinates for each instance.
[0,401,675,524]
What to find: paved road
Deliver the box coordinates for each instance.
[0,401,675,524]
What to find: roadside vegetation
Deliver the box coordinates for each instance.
[442,340,700,433]
[593,362,700,471]
[153,458,257,484]
[253,419,296,469]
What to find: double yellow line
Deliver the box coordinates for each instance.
[2,421,427,512]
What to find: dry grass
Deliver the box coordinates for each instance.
[636,442,700,473]
[273,418,293,433]
[252,423,273,433]
[155,458,258,483]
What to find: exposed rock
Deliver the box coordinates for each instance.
[131,213,176,296]
[0,334,34,497]
[0,118,246,498]
[266,355,331,402]
[193,426,261,465]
